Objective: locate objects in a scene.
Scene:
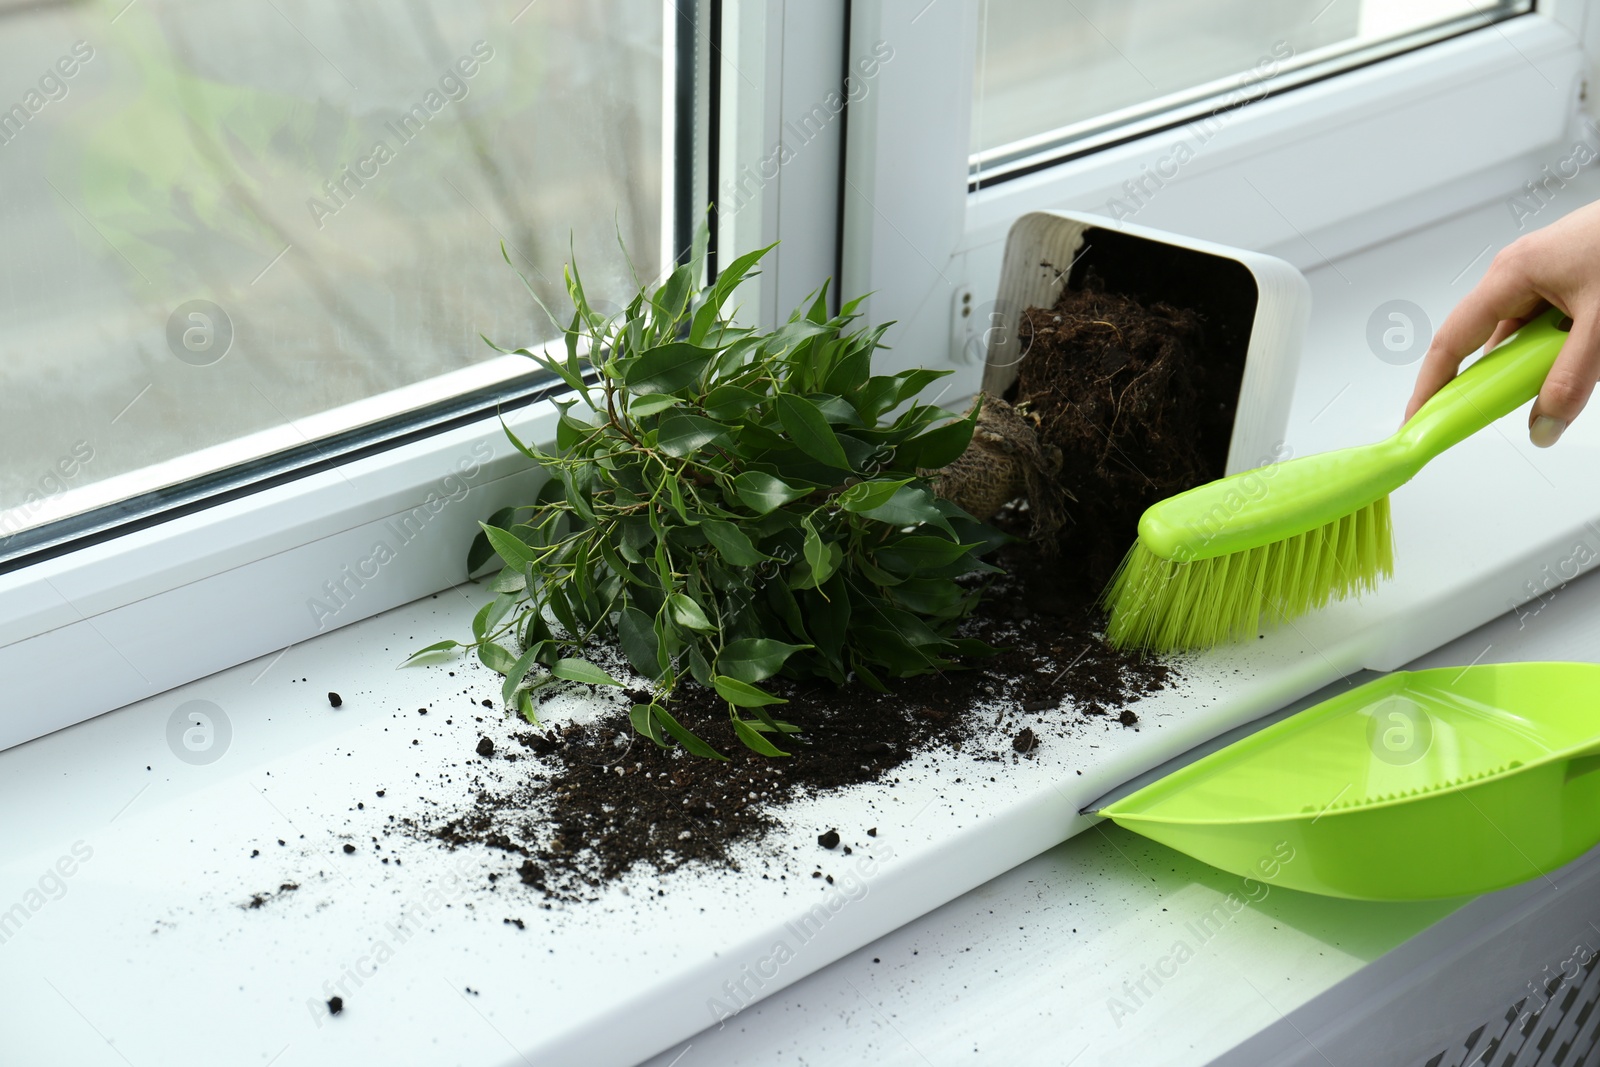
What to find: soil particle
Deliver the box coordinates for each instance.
[1118,709,1140,727]
[327,996,343,1016]
[342,843,356,855]
[476,737,495,758]
[244,883,298,910]
[327,692,342,708]
[1012,728,1037,755]
[817,829,840,850]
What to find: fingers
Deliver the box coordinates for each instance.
[1404,247,1551,422]
[1484,313,1535,354]
[1529,309,1600,447]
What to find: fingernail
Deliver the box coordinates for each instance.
[1530,415,1566,448]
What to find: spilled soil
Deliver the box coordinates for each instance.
[1012,270,1241,594]
[416,506,1173,904]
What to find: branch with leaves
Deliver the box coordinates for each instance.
[409,227,1001,758]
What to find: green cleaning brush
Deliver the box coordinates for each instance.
[1103,307,1572,652]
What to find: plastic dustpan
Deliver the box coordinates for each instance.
[1098,663,1600,900]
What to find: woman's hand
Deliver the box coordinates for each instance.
[1406,198,1600,446]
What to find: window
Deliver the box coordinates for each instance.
[970,0,1536,186]
[0,0,668,549]
[4,0,1593,751]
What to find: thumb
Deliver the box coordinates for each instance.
[1529,313,1600,447]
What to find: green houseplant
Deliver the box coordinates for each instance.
[411,230,1000,757]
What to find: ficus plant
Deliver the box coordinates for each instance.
[409,227,1001,758]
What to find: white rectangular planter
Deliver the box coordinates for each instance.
[981,209,1311,475]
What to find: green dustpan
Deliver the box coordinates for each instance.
[1098,663,1600,900]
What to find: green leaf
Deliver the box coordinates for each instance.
[875,534,978,573]
[402,639,459,666]
[550,658,624,687]
[716,638,810,683]
[668,592,715,631]
[656,412,731,457]
[629,393,682,417]
[688,645,714,687]
[810,571,852,664]
[856,376,900,421]
[468,507,518,574]
[557,467,597,525]
[700,519,766,566]
[892,367,949,406]
[838,478,914,513]
[618,605,664,678]
[732,471,809,514]
[651,703,727,760]
[857,484,952,532]
[623,342,717,394]
[801,516,840,586]
[776,393,850,469]
[713,675,789,708]
[491,566,527,594]
[896,415,977,471]
[732,717,790,757]
[517,688,539,725]
[653,263,694,323]
[807,393,863,426]
[889,577,967,617]
[690,243,775,344]
[804,281,830,324]
[477,642,518,674]
[630,703,670,748]
[501,642,551,705]
[852,656,889,692]
[701,384,766,420]
[480,523,539,570]
[472,593,515,642]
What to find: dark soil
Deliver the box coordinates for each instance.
[416,506,1173,904]
[243,882,299,909]
[1011,271,1240,594]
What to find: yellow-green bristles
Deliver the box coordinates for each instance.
[1102,496,1395,652]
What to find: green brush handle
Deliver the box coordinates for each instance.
[1135,306,1570,563]
[1394,307,1570,470]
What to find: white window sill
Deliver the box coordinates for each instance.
[7,174,1600,1067]
[645,563,1600,1067]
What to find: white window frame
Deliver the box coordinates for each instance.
[843,0,1595,393]
[0,0,853,753]
[5,0,1595,753]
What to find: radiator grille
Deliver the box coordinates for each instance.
[1417,953,1600,1067]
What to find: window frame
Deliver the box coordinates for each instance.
[0,0,856,754]
[843,0,1592,392]
[6,0,1596,754]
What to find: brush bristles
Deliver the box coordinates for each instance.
[1103,496,1394,652]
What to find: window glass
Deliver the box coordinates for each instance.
[971,0,1534,181]
[0,0,664,539]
